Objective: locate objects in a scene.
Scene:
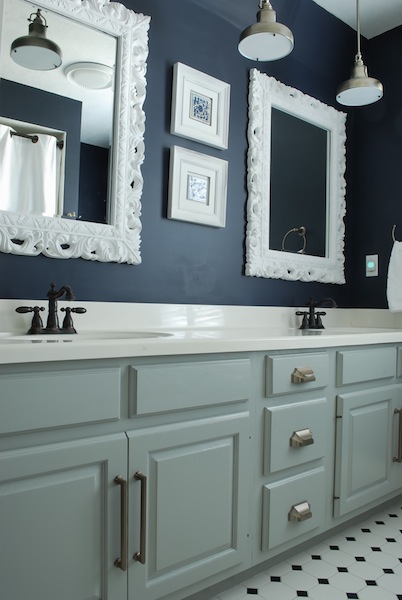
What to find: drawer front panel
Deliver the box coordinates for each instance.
[266,352,329,397]
[336,347,396,386]
[130,359,251,415]
[0,367,121,435]
[263,398,327,474]
[262,467,326,551]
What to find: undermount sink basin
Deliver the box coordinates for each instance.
[0,330,171,343]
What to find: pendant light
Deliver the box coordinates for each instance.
[10,8,62,71]
[238,0,294,61]
[336,0,383,106]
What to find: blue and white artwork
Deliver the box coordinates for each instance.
[187,173,209,204]
[189,91,212,125]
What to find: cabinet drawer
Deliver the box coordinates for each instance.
[262,467,326,550]
[130,358,251,415]
[0,367,121,435]
[263,398,327,474]
[265,352,329,396]
[336,346,396,386]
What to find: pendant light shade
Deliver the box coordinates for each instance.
[336,0,383,107]
[238,0,294,62]
[10,9,62,71]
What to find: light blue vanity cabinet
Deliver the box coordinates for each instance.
[0,362,127,600]
[251,344,402,571]
[256,351,331,561]
[334,346,402,517]
[0,434,128,600]
[127,359,252,600]
[0,355,252,600]
[2,343,402,600]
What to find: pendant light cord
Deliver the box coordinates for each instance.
[356,0,362,60]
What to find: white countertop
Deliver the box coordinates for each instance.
[1,300,402,364]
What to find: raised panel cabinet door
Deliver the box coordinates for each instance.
[0,434,128,600]
[128,413,251,600]
[334,386,401,518]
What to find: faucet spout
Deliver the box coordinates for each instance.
[45,283,75,332]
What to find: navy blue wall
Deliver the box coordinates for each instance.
[344,26,402,308]
[0,0,387,308]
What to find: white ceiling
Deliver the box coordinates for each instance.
[312,0,402,39]
[190,0,402,40]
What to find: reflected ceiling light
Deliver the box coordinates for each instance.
[238,0,294,61]
[65,63,114,90]
[10,8,62,71]
[336,0,383,106]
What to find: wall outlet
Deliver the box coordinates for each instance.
[366,254,378,277]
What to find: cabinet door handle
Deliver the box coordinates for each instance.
[393,408,402,463]
[114,476,128,571]
[291,367,316,384]
[133,471,147,564]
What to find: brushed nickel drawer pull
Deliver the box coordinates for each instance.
[133,471,147,564]
[114,475,127,571]
[288,500,312,522]
[393,408,402,463]
[291,367,316,384]
[290,428,314,447]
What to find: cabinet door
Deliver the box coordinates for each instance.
[0,434,127,600]
[334,386,401,517]
[128,413,251,600]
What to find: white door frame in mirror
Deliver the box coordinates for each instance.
[245,69,347,284]
[0,0,149,264]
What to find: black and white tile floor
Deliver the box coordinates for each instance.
[212,501,402,600]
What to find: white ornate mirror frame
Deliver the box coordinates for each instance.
[0,0,150,264]
[245,69,347,284]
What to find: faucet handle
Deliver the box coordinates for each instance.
[60,306,87,334]
[295,310,309,330]
[315,311,326,329]
[16,305,45,334]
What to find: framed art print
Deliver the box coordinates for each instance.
[171,63,230,149]
[168,146,228,227]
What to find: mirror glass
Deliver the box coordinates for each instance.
[245,69,347,284]
[0,0,150,264]
[1,0,116,224]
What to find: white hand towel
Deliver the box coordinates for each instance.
[387,241,402,311]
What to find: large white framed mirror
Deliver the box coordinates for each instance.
[245,69,347,284]
[0,0,149,263]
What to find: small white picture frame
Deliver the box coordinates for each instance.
[171,63,230,149]
[168,146,228,227]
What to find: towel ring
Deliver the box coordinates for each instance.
[392,225,399,242]
[281,226,307,254]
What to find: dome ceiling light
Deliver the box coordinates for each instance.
[65,63,114,90]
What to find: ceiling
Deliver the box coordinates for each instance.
[312,0,402,39]
[190,0,402,40]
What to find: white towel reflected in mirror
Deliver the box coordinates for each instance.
[0,123,62,217]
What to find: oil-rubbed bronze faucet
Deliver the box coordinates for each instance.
[44,283,75,332]
[296,297,337,330]
[15,283,86,335]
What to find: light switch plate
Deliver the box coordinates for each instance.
[366,254,378,277]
